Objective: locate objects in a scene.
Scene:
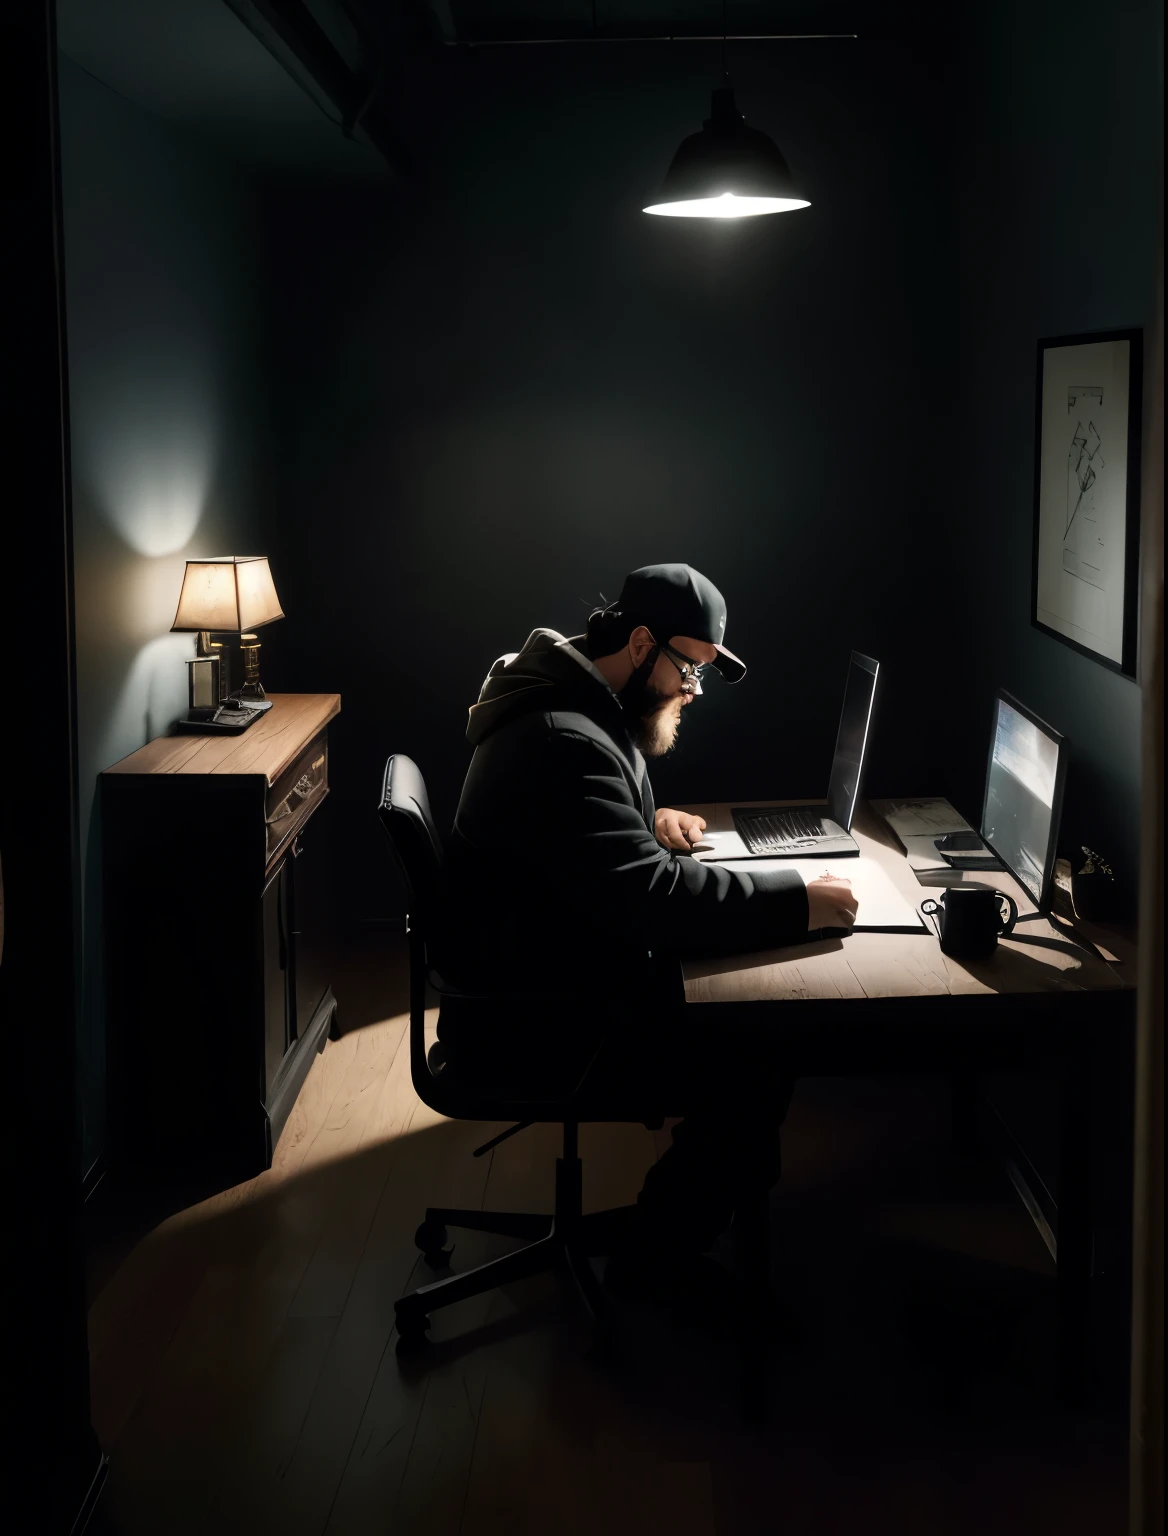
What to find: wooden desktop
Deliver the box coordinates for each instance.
[680,799,1134,1006]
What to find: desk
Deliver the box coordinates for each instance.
[676,798,1136,1405]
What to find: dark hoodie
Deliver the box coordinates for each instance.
[441,628,809,1019]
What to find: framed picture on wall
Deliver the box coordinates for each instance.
[1032,328,1143,678]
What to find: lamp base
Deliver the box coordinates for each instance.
[175,700,268,735]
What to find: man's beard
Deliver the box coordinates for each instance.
[620,669,686,758]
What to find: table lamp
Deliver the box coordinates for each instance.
[171,556,284,734]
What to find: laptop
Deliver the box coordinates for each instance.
[696,651,880,860]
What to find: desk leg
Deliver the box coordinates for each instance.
[1057,1039,1093,1406]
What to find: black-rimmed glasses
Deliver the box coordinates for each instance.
[653,640,707,687]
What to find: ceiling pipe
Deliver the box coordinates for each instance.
[221,0,409,173]
[442,33,857,47]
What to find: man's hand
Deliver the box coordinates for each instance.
[806,872,859,931]
[655,808,707,851]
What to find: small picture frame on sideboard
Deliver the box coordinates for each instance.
[1032,328,1143,679]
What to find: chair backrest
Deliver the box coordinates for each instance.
[376,755,656,1125]
[378,753,445,948]
[377,754,447,1106]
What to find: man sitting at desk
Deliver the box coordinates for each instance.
[442,563,858,1299]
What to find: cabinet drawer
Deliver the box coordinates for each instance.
[266,733,328,863]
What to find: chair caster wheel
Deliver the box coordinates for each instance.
[415,1220,449,1263]
[327,1009,341,1042]
[395,1317,430,1358]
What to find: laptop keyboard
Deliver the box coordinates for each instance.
[733,808,828,854]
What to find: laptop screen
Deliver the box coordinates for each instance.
[826,652,880,831]
[981,692,1066,909]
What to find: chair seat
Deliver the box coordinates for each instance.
[415,1047,670,1126]
[427,990,678,1124]
[419,1068,669,1123]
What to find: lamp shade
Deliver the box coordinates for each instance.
[644,86,809,219]
[171,556,284,634]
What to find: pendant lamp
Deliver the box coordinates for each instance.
[644,84,809,219]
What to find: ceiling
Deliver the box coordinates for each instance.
[56,0,389,179]
[55,0,875,180]
[369,0,865,42]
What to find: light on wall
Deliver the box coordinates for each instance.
[644,83,809,220]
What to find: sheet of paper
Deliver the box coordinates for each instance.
[870,796,973,839]
[897,835,983,884]
[901,833,960,878]
[695,854,926,933]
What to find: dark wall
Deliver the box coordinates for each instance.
[952,0,1162,914]
[259,34,959,917]
[58,54,268,1175]
[954,0,1162,1405]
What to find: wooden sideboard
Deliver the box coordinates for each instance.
[103,693,341,1182]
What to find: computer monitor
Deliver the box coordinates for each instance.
[980,691,1068,911]
[826,651,880,832]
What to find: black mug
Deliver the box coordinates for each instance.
[921,886,1019,960]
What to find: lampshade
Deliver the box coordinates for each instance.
[171,556,284,634]
[644,86,810,219]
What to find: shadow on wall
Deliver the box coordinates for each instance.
[58,53,270,1175]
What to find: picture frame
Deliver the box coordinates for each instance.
[1032,328,1143,679]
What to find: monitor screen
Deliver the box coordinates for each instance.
[826,652,880,831]
[981,693,1065,908]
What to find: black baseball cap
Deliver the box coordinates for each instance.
[613,563,746,683]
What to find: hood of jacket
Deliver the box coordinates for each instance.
[466,628,622,746]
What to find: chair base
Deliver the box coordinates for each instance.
[396,1218,622,1357]
[394,1139,774,1422]
[395,1192,639,1355]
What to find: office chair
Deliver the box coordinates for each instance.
[378,753,673,1358]
[378,754,775,1415]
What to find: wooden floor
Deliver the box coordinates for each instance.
[86,1000,1129,1535]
